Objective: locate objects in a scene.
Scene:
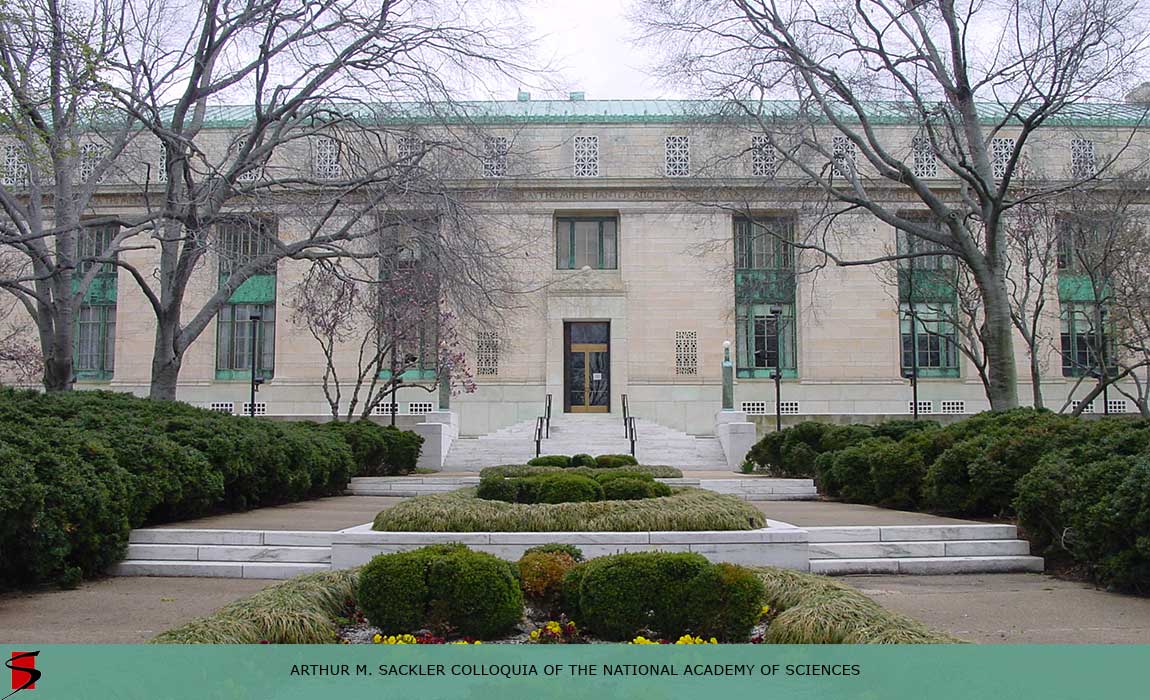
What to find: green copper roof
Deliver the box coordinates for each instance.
[194,99,1149,128]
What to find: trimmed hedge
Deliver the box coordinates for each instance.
[477,473,604,504]
[524,454,640,469]
[0,388,418,589]
[373,488,766,532]
[357,544,523,639]
[595,454,639,468]
[601,476,673,501]
[527,455,571,468]
[317,421,422,476]
[561,552,765,641]
[479,464,683,479]
[755,410,1150,591]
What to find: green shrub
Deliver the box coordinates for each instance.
[477,473,604,504]
[570,453,596,468]
[871,419,940,442]
[318,421,422,476]
[357,544,523,639]
[747,421,874,478]
[527,455,571,468]
[595,454,638,468]
[374,488,766,532]
[480,464,683,479]
[868,439,927,509]
[591,470,654,484]
[563,553,764,641]
[827,438,891,503]
[922,438,991,514]
[524,543,584,561]
[475,476,519,503]
[602,477,672,501]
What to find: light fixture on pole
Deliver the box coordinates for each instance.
[248,313,263,417]
[903,309,920,420]
[768,304,783,432]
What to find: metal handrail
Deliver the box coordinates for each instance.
[621,393,629,437]
[544,393,552,439]
[534,416,544,458]
[626,416,637,457]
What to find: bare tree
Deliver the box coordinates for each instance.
[638,0,1150,409]
[0,0,140,391]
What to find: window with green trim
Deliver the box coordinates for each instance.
[734,216,797,377]
[216,303,275,378]
[1060,302,1113,377]
[377,216,440,381]
[901,302,959,377]
[556,217,617,270]
[1056,212,1121,272]
[74,223,119,380]
[216,217,276,379]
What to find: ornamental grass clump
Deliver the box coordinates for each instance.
[373,488,765,532]
[357,544,523,640]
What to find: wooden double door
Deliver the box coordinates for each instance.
[564,321,610,413]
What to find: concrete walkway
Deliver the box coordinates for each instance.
[153,496,402,530]
[853,573,1150,643]
[755,500,983,527]
[0,577,273,643]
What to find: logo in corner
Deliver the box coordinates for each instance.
[5,651,40,699]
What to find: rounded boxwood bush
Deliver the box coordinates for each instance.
[527,455,571,468]
[570,453,596,468]
[602,477,672,501]
[595,454,638,468]
[518,551,577,608]
[358,544,523,639]
[476,475,519,503]
[533,473,603,504]
[684,563,767,641]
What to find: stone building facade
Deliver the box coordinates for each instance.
[3,98,1148,436]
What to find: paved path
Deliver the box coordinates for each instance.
[852,573,1150,643]
[0,577,273,643]
[153,496,402,530]
[756,500,982,526]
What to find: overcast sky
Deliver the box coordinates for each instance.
[519,0,675,100]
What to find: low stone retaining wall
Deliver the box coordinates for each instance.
[347,476,818,500]
[330,520,810,571]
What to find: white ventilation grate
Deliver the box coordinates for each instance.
[940,400,966,415]
[482,136,508,177]
[372,402,399,416]
[1107,399,1130,414]
[912,135,938,178]
[1072,400,1095,414]
[665,135,690,177]
[209,402,235,414]
[573,135,599,177]
[674,330,698,376]
[407,402,434,415]
[741,401,768,416]
[832,135,856,176]
[991,137,1014,179]
[779,401,800,415]
[909,400,934,415]
[313,136,341,179]
[1070,138,1096,179]
[2,144,28,187]
[241,402,267,416]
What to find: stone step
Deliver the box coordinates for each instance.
[804,524,1019,543]
[811,555,1044,576]
[809,539,1031,559]
[110,560,329,580]
[128,529,335,546]
[126,543,332,563]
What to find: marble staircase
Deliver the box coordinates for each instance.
[111,529,333,579]
[443,413,729,471]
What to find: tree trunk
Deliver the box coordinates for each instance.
[975,267,1021,411]
[40,304,75,392]
[1029,352,1044,409]
[148,315,183,401]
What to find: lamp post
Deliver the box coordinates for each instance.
[768,304,783,432]
[903,309,920,420]
[248,314,262,417]
[721,340,734,411]
[1099,307,1110,415]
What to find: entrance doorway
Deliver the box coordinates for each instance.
[564,321,610,413]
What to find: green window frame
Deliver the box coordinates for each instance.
[216,217,276,380]
[900,302,960,378]
[74,223,119,381]
[734,216,797,378]
[556,217,617,270]
[216,303,275,380]
[1060,301,1114,378]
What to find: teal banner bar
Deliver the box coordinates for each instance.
[2,645,1145,700]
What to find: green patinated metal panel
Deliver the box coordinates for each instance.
[73,275,117,304]
[378,368,438,382]
[1058,274,1106,302]
[215,368,274,381]
[735,270,796,303]
[227,274,277,303]
[898,269,955,303]
[736,368,798,379]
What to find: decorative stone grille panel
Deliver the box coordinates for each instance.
[573,135,599,177]
[79,143,106,183]
[1070,138,1096,179]
[476,331,500,376]
[396,135,421,161]
[751,136,777,177]
[832,135,856,176]
[665,135,690,177]
[313,137,341,180]
[991,137,1015,179]
[912,136,938,178]
[2,145,27,187]
[674,330,698,375]
[482,137,508,177]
